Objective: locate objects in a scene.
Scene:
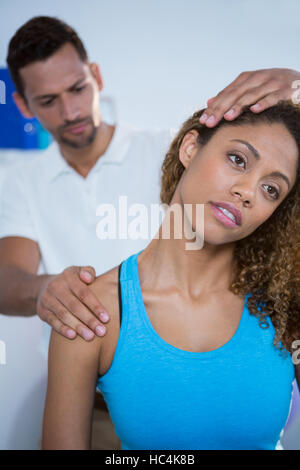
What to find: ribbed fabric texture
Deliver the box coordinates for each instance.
[97,251,295,450]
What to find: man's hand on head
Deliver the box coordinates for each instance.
[36,265,109,341]
[200,68,300,127]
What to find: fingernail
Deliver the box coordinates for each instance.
[206,115,215,126]
[200,113,208,123]
[96,325,106,336]
[83,329,94,340]
[100,312,109,322]
[251,103,260,111]
[67,329,76,339]
[83,271,92,282]
[224,108,235,118]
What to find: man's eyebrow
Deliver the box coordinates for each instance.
[230,138,291,190]
[34,77,86,101]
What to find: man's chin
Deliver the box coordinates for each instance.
[60,138,93,149]
[58,128,97,149]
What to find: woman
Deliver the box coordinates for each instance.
[42,101,300,450]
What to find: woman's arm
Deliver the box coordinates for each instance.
[42,328,102,449]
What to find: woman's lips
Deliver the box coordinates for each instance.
[210,202,240,228]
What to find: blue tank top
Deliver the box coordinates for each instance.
[97,251,295,450]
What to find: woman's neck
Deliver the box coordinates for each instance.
[139,203,237,298]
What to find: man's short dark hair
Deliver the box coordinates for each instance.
[6,16,88,98]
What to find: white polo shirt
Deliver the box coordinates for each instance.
[0,121,172,354]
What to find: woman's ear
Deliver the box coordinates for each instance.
[179,130,200,169]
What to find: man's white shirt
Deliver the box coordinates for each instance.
[0,121,173,355]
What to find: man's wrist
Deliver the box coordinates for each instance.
[28,273,53,312]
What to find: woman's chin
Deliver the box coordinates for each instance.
[201,228,240,247]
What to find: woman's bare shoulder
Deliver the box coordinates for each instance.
[89,265,121,376]
[88,266,121,337]
[90,265,119,307]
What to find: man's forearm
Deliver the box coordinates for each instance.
[0,266,51,317]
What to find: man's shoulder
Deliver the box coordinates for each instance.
[118,121,173,147]
[116,121,175,167]
[2,142,60,183]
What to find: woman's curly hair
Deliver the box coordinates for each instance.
[160,101,300,355]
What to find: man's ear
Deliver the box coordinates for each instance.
[179,130,200,169]
[12,92,35,119]
[89,62,104,92]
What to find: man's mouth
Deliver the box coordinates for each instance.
[64,121,89,135]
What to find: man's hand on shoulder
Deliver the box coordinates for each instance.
[37,265,110,341]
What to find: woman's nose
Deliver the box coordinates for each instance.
[231,180,256,206]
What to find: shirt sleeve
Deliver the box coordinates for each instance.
[0,166,38,242]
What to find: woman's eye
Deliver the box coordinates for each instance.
[228,153,246,168]
[263,184,280,200]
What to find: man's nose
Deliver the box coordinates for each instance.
[59,96,80,122]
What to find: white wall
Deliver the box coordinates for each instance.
[1,0,300,129]
[0,0,300,449]
[0,316,46,450]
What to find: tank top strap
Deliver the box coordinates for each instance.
[118,251,253,358]
[117,250,145,332]
[119,250,142,283]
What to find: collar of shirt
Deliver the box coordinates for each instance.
[45,121,133,183]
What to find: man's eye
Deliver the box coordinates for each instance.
[41,100,54,107]
[263,184,280,200]
[73,85,86,93]
[228,153,246,168]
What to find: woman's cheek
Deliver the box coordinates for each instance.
[197,158,226,189]
[179,157,228,205]
[179,176,191,206]
[181,173,205,205]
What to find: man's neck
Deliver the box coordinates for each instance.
[58,121,115,178]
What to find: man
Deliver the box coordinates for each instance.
[1,15,299,449]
